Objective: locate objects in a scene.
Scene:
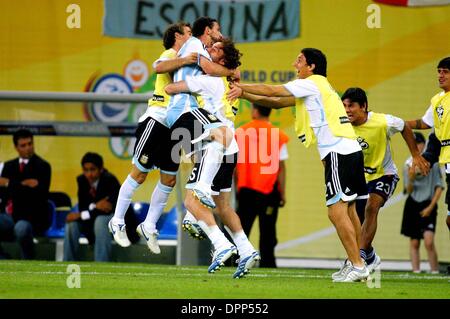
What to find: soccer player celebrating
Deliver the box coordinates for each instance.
[108,22,195,253]
[165,39,260,278]
[227,48,371,282]
[341,87,429,274]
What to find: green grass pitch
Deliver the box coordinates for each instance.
[0,260,448,299]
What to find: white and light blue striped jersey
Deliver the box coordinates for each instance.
[166,37,211,127]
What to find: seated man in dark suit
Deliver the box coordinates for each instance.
[0,129,52,259]
[63,152,138,262]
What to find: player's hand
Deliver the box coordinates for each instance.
[227,86,243,102]
[411,155,430,176]
[96,196,112,213]
[66,212,81,223]
[21,179,39,188]
[184,53,198,65]
[230,69,240,82]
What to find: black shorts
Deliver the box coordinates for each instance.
[168,108,224,168]
[186,153,237,194]
[133,117,179,174]
[324,151,368,206]
[401,196,437,239]
[367,174,399,204]
[445,172,450,211]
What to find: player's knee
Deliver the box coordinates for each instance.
[213,201,226,215]
[130,167,147,184]
[365,202,380,217]
[160,174,176,188]
[223,127,233,147]
[210,127,232,147]
[134,174,147,184]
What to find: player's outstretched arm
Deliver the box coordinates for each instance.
[402,121,430,176]
[228,85,294,109]
[406,118,431,130]
[233,82,292,97]
[406,106,432,130]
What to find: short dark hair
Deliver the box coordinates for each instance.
[81,152,103,169]
[163,21,190,50]
[221,38,242,70]
[437,57,450,70]
[253,103,272,117]
[341,87,369,112]
[13,129,33,146]
[301,48,327,77]
[414,132,426,144]
[192,16,217,38]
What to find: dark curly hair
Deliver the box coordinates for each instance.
[221,38,242,70]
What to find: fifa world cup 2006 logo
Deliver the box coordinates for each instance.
[357,136,369,150]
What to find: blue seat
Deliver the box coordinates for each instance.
[45,192,72,238]
[45,201,72,238]
[156,205,178,240]
[132,202,178,240]
[133,202,149,224]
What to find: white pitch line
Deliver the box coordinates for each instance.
[275,193,406,252]
[0,270,446,280]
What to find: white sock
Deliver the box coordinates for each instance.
[183,210,197,223]
[112,175,140,224]
[195,141,224,193]
[143,181,173,233]
[227,229,255,258]
[207,225,232,251]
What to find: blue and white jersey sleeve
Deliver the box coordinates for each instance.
[386,114,405,137]
[173,37,211,82]
[177,37,210,61]
[167,38,212,127]
[185,74,222,97]
[283,79,319,98]
[186,75,229,125]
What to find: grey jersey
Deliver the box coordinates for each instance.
[403,160,443,202]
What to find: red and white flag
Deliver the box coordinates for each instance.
[374,0,450,6]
